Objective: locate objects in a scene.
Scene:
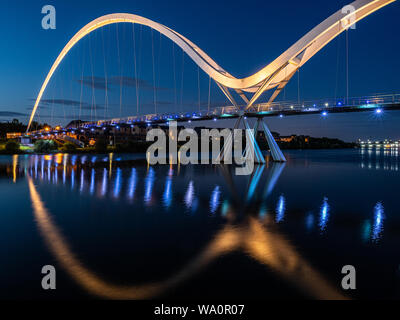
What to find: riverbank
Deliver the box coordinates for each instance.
[0,139,359,155]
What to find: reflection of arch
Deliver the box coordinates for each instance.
[27,0,395,131]
[28,166,346,299]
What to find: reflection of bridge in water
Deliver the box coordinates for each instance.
[20,152,389,299]
[4,153,388,244]
[25,156,349,300]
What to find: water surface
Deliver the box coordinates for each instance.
[0,149,399,299]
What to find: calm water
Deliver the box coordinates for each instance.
[0,149,399,300]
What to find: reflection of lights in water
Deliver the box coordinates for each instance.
[361,220,372,243]
[63,154,67,185]
[319,197,330,232]
[247,165,264,201]
[275,195,286,223]
[34,155,38,178]
[109,153,113,178]
[27,176,345,300]
[12,155,18,183]
[210,186,221,214]
[41,157,44,179]
[80,169,85,192]
[54,167,58,184]
[101,168,107,197]
[71,169,75,189]
[127,168,137,200]
[305,213,314,231]
[221,200,230,217]
[55,153,63,165]
[259,204,267,219]
[184,181,195,209]
[71,155,77,166]
[113,168,122,198]
[90,169,95,195]
[163,177,173,209]
[372,202,384,242]
[144,168,155,205]
[47,161,51,182]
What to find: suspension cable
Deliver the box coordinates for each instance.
[101,27,109,119]
[198,66,201,112]
[116,24,122,118]
[208,75,211,113]
[138,25,143,116]
[334,25,341,103]
[88,33,96,122]
[132,24,139,116]
[79,38,85,121]
[151,29,157,114]
[297,69,300,105]
[346,29,349,105]
[172,42,177,113]
[180,49,184,112]
[283,67,287,102]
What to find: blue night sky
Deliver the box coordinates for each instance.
[0,0,399,141]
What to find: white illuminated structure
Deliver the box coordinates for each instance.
[27,0,395,162]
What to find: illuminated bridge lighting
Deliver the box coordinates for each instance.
[319,197,330,232]
[275,195,286,223]
[322,111,328,117]
[375,108,383,114]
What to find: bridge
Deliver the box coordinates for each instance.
[26,0,397,163]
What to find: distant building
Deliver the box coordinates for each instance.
[279,135,296,143]
[6,132,31,144]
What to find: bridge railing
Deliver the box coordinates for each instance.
[259,93,400,113]
[77,93,400,128]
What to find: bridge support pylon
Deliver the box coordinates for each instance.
[216,116,266,164]
[254,118,286,162]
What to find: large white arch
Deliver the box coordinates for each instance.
[27,0,395,131]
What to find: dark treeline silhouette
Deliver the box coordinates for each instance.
[0,119,46,139]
